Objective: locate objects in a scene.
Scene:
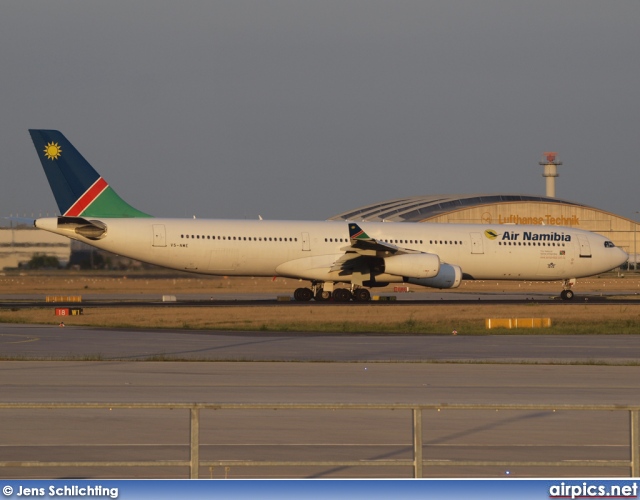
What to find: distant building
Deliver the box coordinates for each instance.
[68,239,147,270]
[329,194,638,265]
[0,225,71,269]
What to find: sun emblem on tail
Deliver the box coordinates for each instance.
[43,142,62,160]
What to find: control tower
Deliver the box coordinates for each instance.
[539,152,562,198]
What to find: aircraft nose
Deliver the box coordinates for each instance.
[617,247,630,267]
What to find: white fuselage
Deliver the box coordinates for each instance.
[35,217,628,284]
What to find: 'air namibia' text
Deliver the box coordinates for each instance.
[502,231,571,242]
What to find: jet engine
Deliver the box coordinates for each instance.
[383,253,440,279]
[406,263,462,289]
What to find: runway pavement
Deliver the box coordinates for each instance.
[1,361,640,478]
[2,285,640,305]
[2,323,640,362]
[2,323,640,479]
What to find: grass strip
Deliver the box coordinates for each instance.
[1,303,639,335]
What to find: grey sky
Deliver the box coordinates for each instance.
[2,1,639,221]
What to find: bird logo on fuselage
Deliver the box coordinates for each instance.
[484,229,498,240]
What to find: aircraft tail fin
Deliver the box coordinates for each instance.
[28,130,151,218]
[348,223,372,242]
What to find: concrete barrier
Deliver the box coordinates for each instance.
[485,317,552,329]
[46,296,82,302]
[373,295,397,301]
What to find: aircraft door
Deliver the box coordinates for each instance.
[301,232,311,251]
[470,232,484,254]
[152,224,166,247]
[577,235,592,258]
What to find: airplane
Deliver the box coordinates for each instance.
[28,130,628,302]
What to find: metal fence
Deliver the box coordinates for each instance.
[1,402,638,478]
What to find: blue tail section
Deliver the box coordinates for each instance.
[348,223,371,241]
[29,130,100,215]
[29,130,150,218]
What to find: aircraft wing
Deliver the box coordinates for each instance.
[328,223,426,274]
[347,222,422,256]
[329,251,367,273]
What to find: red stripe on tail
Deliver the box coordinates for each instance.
[64,177,109,216]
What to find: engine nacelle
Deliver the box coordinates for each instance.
[407,263,462,289]
[383,253,440,279]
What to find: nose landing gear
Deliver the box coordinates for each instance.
[560,278,576,300]
[560,289,574,300]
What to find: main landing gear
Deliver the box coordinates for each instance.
[293,283,371,302]
[560,278,576,301]
[293,287,313,301]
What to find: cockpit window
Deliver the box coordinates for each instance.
[604,241,615,248]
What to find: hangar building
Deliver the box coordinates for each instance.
[329,194,638,265]
[0,225,71,269]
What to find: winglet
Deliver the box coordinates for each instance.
[29,130,151,218]
[349,223,371,241]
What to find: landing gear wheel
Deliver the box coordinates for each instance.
[294,287,313,301]
[353,288,371,302]
[315,290,332,301]
[333,288,352,302]
[560,289,574,301]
